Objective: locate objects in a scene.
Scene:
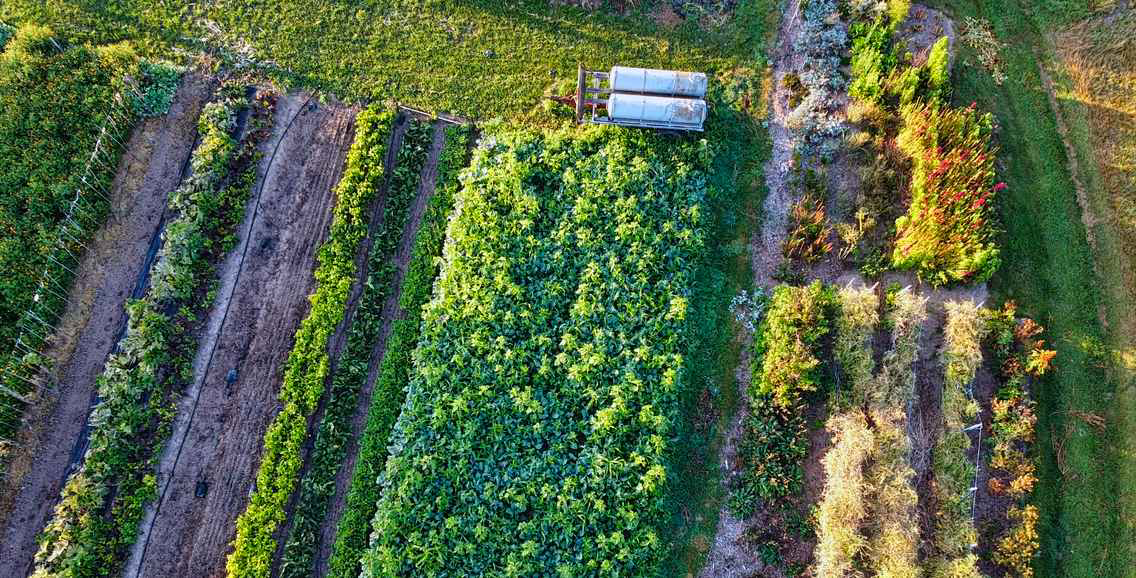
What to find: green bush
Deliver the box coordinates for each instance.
[225,107,395,578]
[326,124,470,578]
[753,282,835,408]
[361,124,710,577]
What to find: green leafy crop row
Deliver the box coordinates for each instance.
[326,123,470,578]
[360,124,709,577]
[225,107,395,578]
[32,80,269,577]
[278,117,435,578]
[733,282,834,517]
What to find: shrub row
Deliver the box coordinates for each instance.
[276,117,435,578]
[893,103,1002,285]
[984,302,1053,578]
[326,124,471,578]
[0,25,177,448]
[32,80,269,577]
[928,300,986,577]
[225,107,395,578]
[360,125,709,576]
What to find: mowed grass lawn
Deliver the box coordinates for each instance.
[0,0,764,118]
[927,0,1134,575]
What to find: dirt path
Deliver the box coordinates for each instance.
[128,94,358,578]
[264,113,413,576]
[700,1,804,575]
[0,73,212,578]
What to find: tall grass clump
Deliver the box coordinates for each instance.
[834,285,880,407]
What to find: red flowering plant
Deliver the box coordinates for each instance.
[893,103,1002,285]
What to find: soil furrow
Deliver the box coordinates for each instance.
[132,94,358,578]
[313,120,448,577]
[0,72,212,578]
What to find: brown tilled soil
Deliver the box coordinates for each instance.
[310,119,449,577]
[127,93,358,578]
[0,72,213,578]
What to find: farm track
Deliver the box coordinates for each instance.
[0,72,213,578]
[700,0,804,574]
[130,93,359,578]
[265,113,416,577]
[312,120,449,578]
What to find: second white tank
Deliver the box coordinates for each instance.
[609,66,708,98]
[607,93,707,127]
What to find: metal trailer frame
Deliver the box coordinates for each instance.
[574,64,705,132]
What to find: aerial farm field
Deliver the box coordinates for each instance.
[0,1,1130,577]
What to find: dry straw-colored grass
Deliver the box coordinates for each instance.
[941,300,985,427]
[1054,10,1136,301]
[873,289,927,408]
[816,412,876,578]
[865,409,921,578]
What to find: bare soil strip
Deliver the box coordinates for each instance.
[312,120,449,577]
[0,73,212,577]
[265,113,414,577]
[130,94,358,578]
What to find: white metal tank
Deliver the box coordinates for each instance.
[607,93,707,128]
[609,66,708,97]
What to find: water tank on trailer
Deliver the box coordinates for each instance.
[609,66,708,97]
[607,93,707,128]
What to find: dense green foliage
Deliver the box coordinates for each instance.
[734,283,833,517]
[361,125,708,576]
[752,282,834,408]
[327,124,470,578]
[278,117,433,578]
[32,81,267,577]
[0,25,138,434]
[226,107,395,578]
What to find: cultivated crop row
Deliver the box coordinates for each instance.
[226,107,396,578]
[276,116,437,578]
[360,125,710,576]
[841,1,1002,285]
[32,80,272,577]
[816,286,926,577]
[0,24,178,452]
[327,123,471,578]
